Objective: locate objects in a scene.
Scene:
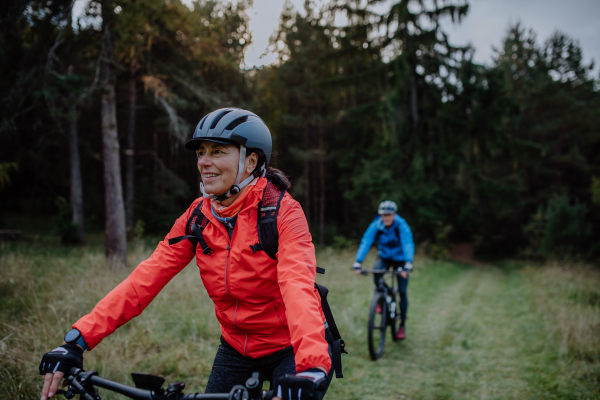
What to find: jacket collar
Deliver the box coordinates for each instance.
[201,177,268,239]
[376,214,400,231]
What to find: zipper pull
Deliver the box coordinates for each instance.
[227,245,230,251]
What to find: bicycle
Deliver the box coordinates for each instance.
[55,367,274,400]
[360,269,403,361]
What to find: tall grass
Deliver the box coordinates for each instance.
[523,262,600,393]
[1,238,599,399]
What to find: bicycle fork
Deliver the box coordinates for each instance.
[386,294,396,319]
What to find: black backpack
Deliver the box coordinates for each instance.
[168,181,347,378]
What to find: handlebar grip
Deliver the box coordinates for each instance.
[263,389,274,400]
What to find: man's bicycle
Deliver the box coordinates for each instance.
[360,269,402,360]
[55,367,274,400]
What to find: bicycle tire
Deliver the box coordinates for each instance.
[390,287,402,342]
[367,292,387,360]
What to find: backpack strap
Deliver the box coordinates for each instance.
[374,226,400,242]
[249,181,286,260]
[314,282,347,379]
[168,200,214,255]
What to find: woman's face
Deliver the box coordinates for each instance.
[381,213,395,227]
[196,141,258,198]
[197,141,241,195]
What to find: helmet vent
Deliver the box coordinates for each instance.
[210,110,233,129]
[225,116,248,131]
[198,115,208,131]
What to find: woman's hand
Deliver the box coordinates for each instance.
[272,369,327,400]
[39,343,84,400]
[41,371,64,400]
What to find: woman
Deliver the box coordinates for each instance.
[39,108,332,400]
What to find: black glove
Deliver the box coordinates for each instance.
[275,369,327,400]
[39,344,83,375]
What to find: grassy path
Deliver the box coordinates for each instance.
[318,249,598,399]
[1,242,598,399]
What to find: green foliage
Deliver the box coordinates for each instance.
[0,162,17,189]
[523,207,548,258]
[136,167,191,233]
[2,0,599,258]
[51,197,83,245]
[543,195,592,256]
[128,219,145,242]
[524,195,592,258]
[592,176,600,207]
[428,223,453,260]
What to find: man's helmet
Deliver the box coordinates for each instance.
[378,200,398,215]
[186,108,272,201]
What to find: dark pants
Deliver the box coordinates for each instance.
[373,257,409,326]
[205,334,334,398]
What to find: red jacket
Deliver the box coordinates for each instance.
[73,178,331,373]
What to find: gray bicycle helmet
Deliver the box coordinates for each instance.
[186,108,272,201]
[186,108,272,164]
[378,200,398,215]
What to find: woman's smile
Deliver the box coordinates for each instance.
[197,141,240,195]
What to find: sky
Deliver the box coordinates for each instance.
[243,0,600,75]
[74,0,600,75]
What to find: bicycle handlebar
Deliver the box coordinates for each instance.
[359,269,403,275]
[60,368,266,400]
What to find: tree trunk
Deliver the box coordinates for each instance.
[125,67,136,231]
[304,123,311,224]
[67,85,85,243]
[404,33,420,133]
[101,0,127,269]
[318,115,325,245]
[409,71,419,133]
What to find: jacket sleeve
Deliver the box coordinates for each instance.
[72,201,199,350]
[398,217,415,262]
[355,220,379,263]
[276,195,331,373]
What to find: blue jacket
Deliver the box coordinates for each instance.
[355,215,414,263]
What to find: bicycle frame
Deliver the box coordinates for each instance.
[361,269,403,360]
[58,367,269,400]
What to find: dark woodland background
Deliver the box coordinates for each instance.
[1,0,599,263]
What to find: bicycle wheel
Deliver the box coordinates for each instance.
[390,288,402,342]
[368,292,387,360]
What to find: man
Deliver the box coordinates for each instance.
[353,200,414,340]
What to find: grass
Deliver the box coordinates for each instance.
[1,238,599,399]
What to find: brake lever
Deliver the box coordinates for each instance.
[65,375,98,400]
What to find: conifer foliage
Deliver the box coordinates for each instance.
[0,0,598,260]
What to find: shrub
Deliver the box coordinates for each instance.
[52,197,83,245]
[524,195,592,258]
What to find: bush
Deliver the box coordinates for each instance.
[427,222,452,260]
[524,195,592,258]
[52,197,83,245]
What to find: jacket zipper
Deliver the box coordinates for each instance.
[225,244,230,296]
[224,219,248,355]
[274,303,287,329]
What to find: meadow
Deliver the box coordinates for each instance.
[1,237,599,399]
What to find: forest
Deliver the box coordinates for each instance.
[1,0,599,265]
